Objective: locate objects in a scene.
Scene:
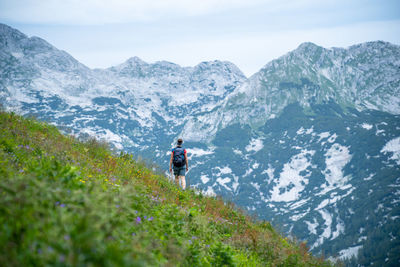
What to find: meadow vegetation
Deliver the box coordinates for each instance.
[0,110,333,266]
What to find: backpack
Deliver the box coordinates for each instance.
[173,147,185,167]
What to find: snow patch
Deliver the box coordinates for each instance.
[363,173,374,181]
[361,123,373,130]
[338,245,362,260]
[200,175,210,184]
[289,197,310,209]
[251,182,260,191]
[233,148,242,155]
[270,150,315,202]
[11,52,24,58]
[203,186,216,197]
[216,166,232,175]
[245,138,264,152]
[312,209,332,249]
[319,143,352,194]
[261,166,275,184]
[327,133,337,143]
[305,219,318,235]
[290,210,309,221]
[216,177,231,191]
[331,217,345,240]
[187,148,214,159]
[297,127,314,135]
[381,136,400,165]
[317,132,330,142]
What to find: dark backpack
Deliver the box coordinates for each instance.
[173,147,185,167]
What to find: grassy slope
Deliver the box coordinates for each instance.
[0,111,332,266]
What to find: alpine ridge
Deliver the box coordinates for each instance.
[1,23,399,266]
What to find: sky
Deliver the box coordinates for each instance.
[1,0,400,76]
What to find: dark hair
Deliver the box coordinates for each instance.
[177,138,183,145]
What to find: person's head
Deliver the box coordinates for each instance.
[177,138,183,146]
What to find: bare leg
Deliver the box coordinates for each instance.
[175,175,180,187]
[179,176,186,190]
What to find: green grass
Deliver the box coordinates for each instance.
[0,111,333,266]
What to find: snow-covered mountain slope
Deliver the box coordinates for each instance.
[0,23,246,151]
[1,23,400,266]
[181,41,400,141]
[185,103,400,266]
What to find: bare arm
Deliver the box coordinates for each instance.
[169,152,173,172]
[185,150,189,171]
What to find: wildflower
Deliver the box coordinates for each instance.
[136,217,141,224]
[19,169,24,173]
[59,255,65,262]
[191,236,197,240]
[64,235,70,240]
[115,204,120,208]
[148,216,154,221]
[60,203,66,208]
[132,232,136,236]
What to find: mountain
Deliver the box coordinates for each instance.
[181,41,400,140]
[1,23,399,266]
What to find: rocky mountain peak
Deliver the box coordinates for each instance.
[0,23,27,48]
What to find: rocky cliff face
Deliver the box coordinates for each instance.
[181,41,400,141]
[1,23,399,266]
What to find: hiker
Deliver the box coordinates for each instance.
[169,138,189,189]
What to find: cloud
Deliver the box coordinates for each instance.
[0,0,268,24]
[67,19,400,76]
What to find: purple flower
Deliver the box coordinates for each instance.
[144,216,147,219]
[132,232,136,236]
[64,235,70,240]
[148,216,154,221]
[115,204,120,208]
[59,255,65,262]
[136,217,141,224]
[19,169,24,173]
[60,203,66,208]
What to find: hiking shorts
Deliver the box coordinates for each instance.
[173,165,186,176]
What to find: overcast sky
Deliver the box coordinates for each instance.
[1,0,400,76]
